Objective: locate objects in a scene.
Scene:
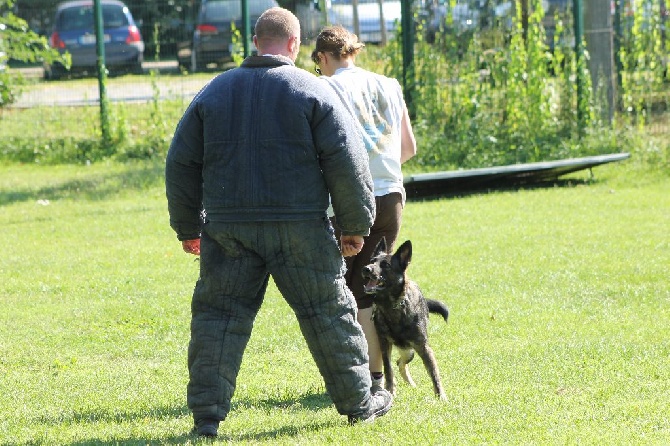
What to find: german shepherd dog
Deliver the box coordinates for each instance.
[362,237,449,400]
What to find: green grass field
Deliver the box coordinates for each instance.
[1,160,668,445]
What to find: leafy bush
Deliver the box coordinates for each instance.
[0,0,667,172]
[351,0,670,173]
[0,95,186,164]
[618,0,669,127]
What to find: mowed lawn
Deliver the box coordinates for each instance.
[0,160,668,445]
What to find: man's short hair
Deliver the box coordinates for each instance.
[255,7,300,43]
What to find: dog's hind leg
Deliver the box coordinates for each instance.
[416,344,447,401]
[397,348,416,387]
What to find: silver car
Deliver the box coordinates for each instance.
[326,0,402,44]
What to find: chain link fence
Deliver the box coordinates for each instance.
[4,0,669,165]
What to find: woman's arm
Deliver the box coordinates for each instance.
[400,104,417,164]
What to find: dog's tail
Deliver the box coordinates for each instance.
[427,299,449,322]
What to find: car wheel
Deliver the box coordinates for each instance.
[131,61,143,75]
[44,66,62,81]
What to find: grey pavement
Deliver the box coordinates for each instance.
[11,61,211,108]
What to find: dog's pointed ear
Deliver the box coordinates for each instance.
[373,237,388,257]
[393,240,412,272]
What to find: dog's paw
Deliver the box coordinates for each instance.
[398,364,417,387]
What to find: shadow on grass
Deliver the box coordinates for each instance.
[14,390,338,445]
[229,388,334,413]
[0,161,166,207]
[407,177,599,202]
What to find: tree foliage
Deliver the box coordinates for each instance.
[0,0,69,107]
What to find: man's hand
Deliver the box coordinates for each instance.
[340,235,364,257]
[182,238,201,256]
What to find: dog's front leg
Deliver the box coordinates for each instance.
[379,338,396,396]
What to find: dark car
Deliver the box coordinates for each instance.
[177,0,278,72]
[44,0,145,79]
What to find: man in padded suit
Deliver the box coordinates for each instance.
[165,7,393,438]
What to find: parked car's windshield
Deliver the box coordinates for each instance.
[57,5,130,31]
[203,0,278,21]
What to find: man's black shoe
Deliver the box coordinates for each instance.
[192,418,219,437]
[348,388,393,424]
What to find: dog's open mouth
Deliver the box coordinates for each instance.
[363,276,385,294]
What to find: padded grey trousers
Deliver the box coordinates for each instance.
[187,218,372,422]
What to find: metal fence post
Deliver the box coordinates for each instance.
[401,0,414,119]
[584,0,615,124]
[93,0,110,144]
[242,0,250,57]
[573,0,584,126]
[613,0,623,99]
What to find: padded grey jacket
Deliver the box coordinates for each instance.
[165,55,375,241]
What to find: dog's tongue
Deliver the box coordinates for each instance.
[364,279,379,294]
